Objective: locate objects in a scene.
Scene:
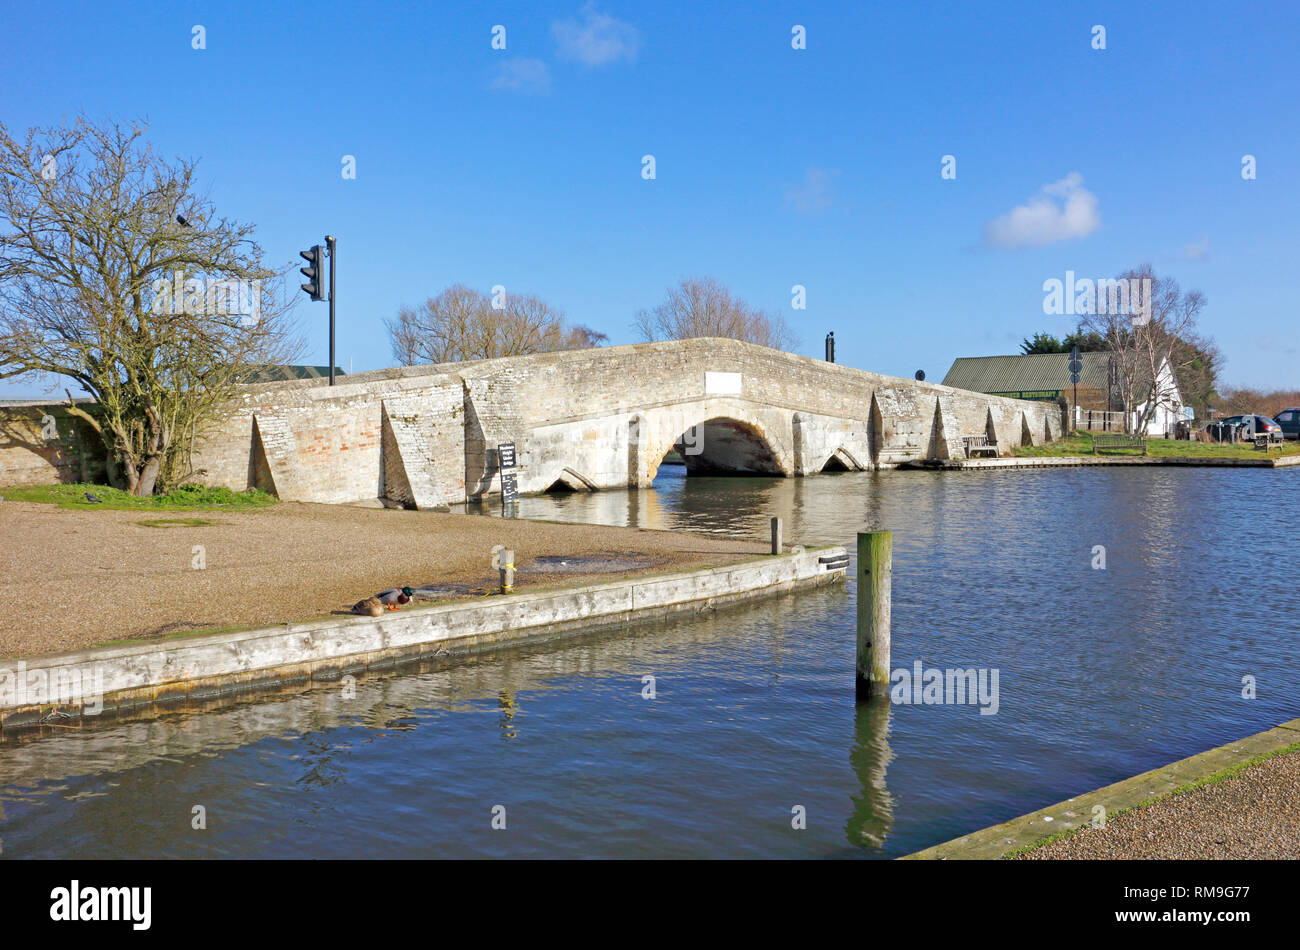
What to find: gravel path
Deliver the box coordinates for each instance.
[1016,748,1300,859]
[0,500,767,658]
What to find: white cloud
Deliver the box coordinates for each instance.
[1184,235,1210,260]
[553,4,639,67]
[784,167,836,213]
[983,172,1101,249]
[490,58,551,94]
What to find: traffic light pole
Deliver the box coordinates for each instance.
[297,242,329,380]
[1069,346,1080,434]
[326,235,336,386]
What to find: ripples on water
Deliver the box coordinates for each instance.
[1,466,1297,858]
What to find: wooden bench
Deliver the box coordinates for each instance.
[962,435,999,458]
[1091,434,1148,456]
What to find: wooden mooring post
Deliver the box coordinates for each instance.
[770,517,783,555]
[856,531,892,700]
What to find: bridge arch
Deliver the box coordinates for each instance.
[680,417,784,476]
[543,466,599,493]
[638,403,793,483]
[820,446,865,472]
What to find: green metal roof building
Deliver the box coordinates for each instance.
[942,352,1114,404]
[943,351,1188,435]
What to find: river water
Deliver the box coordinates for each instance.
[1,465,1297,858]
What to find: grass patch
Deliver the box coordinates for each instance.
[0,482,277,511]
[1012,433,1300,460]
[1002,740,1300,858]
[1158,740,1300,799]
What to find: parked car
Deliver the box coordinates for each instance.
[1272,408,1300,440]
[1204,414,1284,443]
[1249,415,1285,442]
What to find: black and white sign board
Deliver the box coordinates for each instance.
[500,472,519,504]
[497,442,516,471]
[498,443,519,512]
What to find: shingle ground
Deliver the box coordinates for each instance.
[0,500,766,658]
[1016,749,1300,859]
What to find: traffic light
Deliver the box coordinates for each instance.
[299,245,325,301]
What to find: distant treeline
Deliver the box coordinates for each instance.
[1216,388,1300,417]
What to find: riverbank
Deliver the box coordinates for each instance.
[1013,743,1300,859]
[1016,433,1300,461]
[0,497,772,658]
[0,545,846,733]
[902,718,1300,859]
[906,433,1300,469]
[907,454,1300,470]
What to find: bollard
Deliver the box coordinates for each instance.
[500,549,515,593]
[856,531,892,700]
[770,517,783,555]
[491,545,515,594]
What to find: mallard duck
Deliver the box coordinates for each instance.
[376,586,415,610]
[351,596,384,617]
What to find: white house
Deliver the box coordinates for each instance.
[1129,357,1185,437]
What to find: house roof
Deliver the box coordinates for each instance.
[942,351,1112,394]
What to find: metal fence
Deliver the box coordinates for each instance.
[1203,421,1243,443]
[1072,406,1127,432]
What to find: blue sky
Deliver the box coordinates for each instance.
[3,0,1298,397]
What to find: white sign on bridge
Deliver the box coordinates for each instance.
[705,371,742,395]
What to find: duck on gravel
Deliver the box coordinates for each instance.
[351,596,385,617]
[376,586,415,609]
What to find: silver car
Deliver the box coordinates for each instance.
[1218,414,1284,443]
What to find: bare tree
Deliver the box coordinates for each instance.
[1078,265,1209,435]
[1217,386,1300,418]
[561,323,608,349]
[0,116,300,494]
[386,285,602,365]
[496,292,571,356]
[387,284,486,364]
[634,276,797,350]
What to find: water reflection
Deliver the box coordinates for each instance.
[498,689,519,740]
[0,582,866,858]
[847,696,894,849]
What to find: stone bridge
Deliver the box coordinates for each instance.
[0,339,1064,505]
[177,338,1063,508]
